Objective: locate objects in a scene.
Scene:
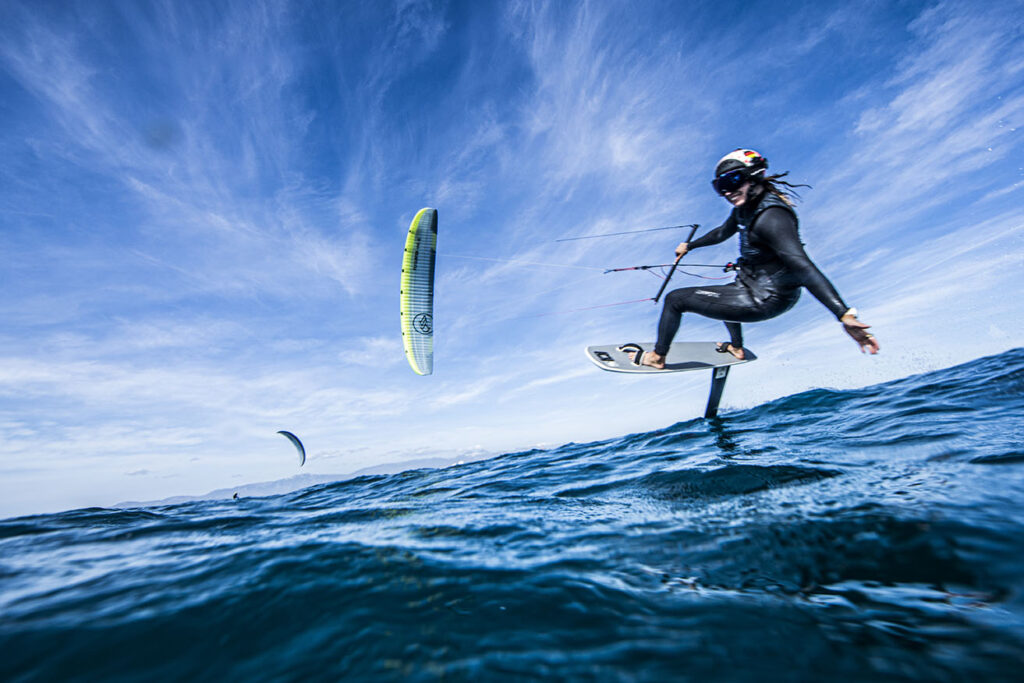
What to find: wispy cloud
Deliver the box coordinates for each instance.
[808,1,1024,252]
[1,1,381,307]
[1,0,1021,517]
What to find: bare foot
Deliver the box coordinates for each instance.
[624,348,666,369]
[716,342,745,360]
[639,351,666,368]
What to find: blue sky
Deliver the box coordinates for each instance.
[1,0,1021,517]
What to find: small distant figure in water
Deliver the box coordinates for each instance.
[634,148,879,369]
[232,492,239,500]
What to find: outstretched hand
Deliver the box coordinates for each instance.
[841,313,880,354]
[674,242,689,260]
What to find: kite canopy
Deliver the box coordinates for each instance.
[400,208,437,375]
[276,430,305,467]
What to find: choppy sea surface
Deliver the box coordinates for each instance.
[2,350,1023,682]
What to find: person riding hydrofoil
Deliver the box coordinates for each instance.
[634,148,879,369]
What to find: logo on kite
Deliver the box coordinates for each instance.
[413,313,433,334]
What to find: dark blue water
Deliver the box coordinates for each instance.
[3,350,1023,682]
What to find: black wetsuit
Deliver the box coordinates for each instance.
[654,191,848,356]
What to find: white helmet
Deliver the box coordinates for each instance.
[714,148,768,178]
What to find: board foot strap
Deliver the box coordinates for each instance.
[617,343,644,366]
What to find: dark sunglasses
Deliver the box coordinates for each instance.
[711,169,749,195]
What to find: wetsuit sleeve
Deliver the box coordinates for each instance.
[688,216,738,249]
[755,207,848,319]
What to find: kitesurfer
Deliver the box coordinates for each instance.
[635,149,879,368]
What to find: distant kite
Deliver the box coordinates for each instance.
[400,207,437,375]
[277,430,306,467]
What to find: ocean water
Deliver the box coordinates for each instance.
[2,350,1023,682]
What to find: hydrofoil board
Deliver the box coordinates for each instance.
[585,341,756,374]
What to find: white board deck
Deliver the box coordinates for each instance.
[585,341,756,374]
